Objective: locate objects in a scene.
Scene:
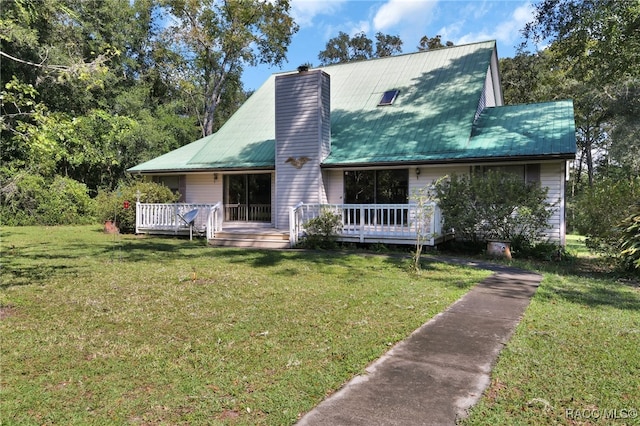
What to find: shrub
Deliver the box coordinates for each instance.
[434,171,554,246]
[0,172,93,225]
[302,208,343,249]
[93,180,179,233]
[410,184,439,271]
[574,177,639,259]
[619,203,640,272]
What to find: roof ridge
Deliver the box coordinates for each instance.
[272,39,497,77]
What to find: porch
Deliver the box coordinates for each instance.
[135,202,445,248]
[289,202,444,247]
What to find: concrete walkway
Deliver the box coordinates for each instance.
[297,260,542,426]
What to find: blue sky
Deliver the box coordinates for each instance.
[242,0,535,90]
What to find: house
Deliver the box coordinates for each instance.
[128,40,576,248]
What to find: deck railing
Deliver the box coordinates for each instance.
[206,202,223,240]
[135,202,219,235]
[224,203,271,222]
[290,203,442,247]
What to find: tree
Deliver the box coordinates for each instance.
[522,0,640,185]
[318,31,370,65]
[1,0,203,195]
[375,32,403,57]
[417,35,453,51]
[162,0,298,136]
[318,31,403,65]
[410,183,440,272]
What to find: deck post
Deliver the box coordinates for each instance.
[135,202,141,234]
[359,206,365,243]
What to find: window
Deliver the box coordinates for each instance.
[344,169,408,204]
[378,89,399,106]
[153,175,185,201]
[477,164,540,184]
[344,169,409,225]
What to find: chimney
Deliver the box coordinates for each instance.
[274,69,331,229]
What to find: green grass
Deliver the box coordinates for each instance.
[463,235,640,425]
[0,226,490,425]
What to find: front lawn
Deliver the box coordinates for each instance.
[0,226,489,425]
[463,236,640,425]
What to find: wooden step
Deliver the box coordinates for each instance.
[209,229,290,249]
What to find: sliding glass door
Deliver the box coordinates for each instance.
[224,174,272,222]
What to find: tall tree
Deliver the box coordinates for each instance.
[523,0,640,183]
[417,35,453,51]
[319,31,403,65]
[375,32,403,57]
[162,0,298,136]
[1,0,201,192]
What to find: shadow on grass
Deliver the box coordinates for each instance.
[492,255,640,311]
[546,283,640,310]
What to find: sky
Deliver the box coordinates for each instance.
[242,0,536,90]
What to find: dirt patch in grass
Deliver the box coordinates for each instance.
[0,305,16,320]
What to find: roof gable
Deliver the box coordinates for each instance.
[324,41,495,165]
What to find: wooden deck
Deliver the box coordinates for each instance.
[135,202,445,248]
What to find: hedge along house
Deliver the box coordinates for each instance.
[128,40,576,248]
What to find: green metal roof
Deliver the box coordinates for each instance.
[468,100,576,159]
[128,40,576,174]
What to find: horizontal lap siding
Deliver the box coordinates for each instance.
[275,71,330,229]
[541,161,564,243]
[411,165,468,194]
[185,174,219,203]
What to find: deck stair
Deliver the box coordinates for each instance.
[209,223,290,249]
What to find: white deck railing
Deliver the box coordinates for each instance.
[290,203,442,247]
[207,202,223,240]
[136,202,219,236]
[224,203,271,222]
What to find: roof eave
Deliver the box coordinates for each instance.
[127,165,276,175]
[320,153,576,169]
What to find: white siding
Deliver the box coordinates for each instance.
[489,49,503,106]
[410,162,566,244]
[185,174,220,203]
[275,70,330,228]
[483,66,496,107]
[540,161,565,244]
[410,165,469,193]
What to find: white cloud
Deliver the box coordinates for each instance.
[458,2,533,44]
[373,0,438,31]
[291,0,347,28]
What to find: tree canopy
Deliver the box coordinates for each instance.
[1,0,298,197]
[162,0,298,136]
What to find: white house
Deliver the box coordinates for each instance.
[128,40,576,248]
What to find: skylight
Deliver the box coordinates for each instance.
[378,89,399,106]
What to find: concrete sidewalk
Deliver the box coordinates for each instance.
[297,261,542,426]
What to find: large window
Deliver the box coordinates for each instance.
[343,169,409,225]
[344,170,408,204]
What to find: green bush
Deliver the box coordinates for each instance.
[93,180,179,233]
[574,177,639,259]
[302,208,343,249]
[619,204,640,272]
[434,171,554,246]
[0,172,93,225]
